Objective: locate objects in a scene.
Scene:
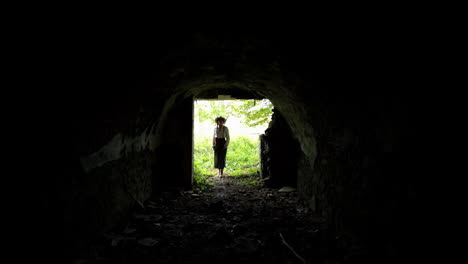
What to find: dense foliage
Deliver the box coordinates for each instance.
[195,99,273,127]
[193,99,272,184]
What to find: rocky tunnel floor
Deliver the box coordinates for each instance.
[78,175,345,264]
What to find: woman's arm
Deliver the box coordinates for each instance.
[224,127,230,148]
[213,127,217,147]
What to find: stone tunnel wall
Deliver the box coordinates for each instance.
[68,84,192,256]
[295,88,412,256]
[260,108,301,188]
[69,104,159,256]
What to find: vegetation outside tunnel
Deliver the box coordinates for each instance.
[193,99,273,185]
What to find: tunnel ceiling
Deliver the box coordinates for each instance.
[74,26,411,115]
[78,29,335,91]
[72,26,416,161]
[194,87,265,100]
[74,28,396,160]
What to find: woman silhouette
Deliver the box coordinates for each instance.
[212,116,230,177]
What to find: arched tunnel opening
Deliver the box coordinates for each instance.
[192,97,272,180]
[65,29,422,263]
[192,89,299,189]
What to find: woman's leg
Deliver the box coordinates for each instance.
[219,148,227,176]
[214,138,226,177]
[214,145,221,175]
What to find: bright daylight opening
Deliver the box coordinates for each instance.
[193,99,273,182]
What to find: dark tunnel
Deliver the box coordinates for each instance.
[60,25,428,263]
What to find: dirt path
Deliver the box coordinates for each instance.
[82,175,339,264]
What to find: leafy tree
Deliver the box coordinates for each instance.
[195,99,273,127]
[231,99,273,127]
[195,100,234,123]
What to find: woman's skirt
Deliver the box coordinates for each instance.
[214,138,227,169]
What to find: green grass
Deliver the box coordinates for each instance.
[193,136,260,179]
[192,174,213,191]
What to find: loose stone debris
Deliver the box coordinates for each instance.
[74,175,349,264]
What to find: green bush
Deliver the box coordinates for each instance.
[193,136,259,177]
